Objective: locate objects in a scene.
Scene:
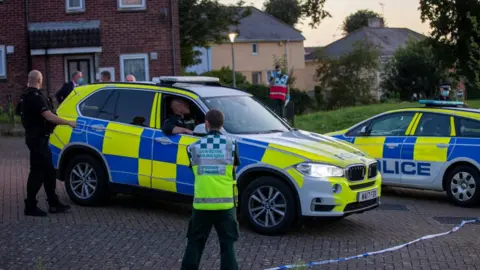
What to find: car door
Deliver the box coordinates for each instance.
[151,93,201,196]
[403,112,455,187]
[97,88,158,189]
[346,112,417,184]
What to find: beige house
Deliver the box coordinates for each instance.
[186,7,310,89]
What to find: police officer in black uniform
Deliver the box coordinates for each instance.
[17,70,76,217]
[162,98,196,135]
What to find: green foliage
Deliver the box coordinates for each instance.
[315,41,381,109]
[313,85,324,109]
[381,39,452,100]
[179,0,251,68]
[201,67,248,87]
[419,0,480,92]
[342,9,385,34]
[263,0,331,28]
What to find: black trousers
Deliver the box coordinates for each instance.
[181,208,239,270]
[272,99,284,117]
[25,135,58,206]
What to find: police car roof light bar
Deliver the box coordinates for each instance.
[418,99,465,108]
[153,76,221,86]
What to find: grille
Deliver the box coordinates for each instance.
[346,164,366,181]
[344,198,379,212]
[349,181,376,190]
[368,163,378,178]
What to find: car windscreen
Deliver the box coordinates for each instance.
[203,96,290,134]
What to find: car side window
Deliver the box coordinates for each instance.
[414,113,450,137]
[79,89,114,118]
[346,123,369,137]
[368,113,415,136]
[113,89,155,127]
[456,117,480,137]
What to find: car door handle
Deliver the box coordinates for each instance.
[436,143,448,148]
[91,124,106,132]
[385,143,399,148]
[155,137,173,145]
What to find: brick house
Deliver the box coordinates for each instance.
[0,0,180,108]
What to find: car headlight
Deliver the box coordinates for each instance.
[295,163,344,178]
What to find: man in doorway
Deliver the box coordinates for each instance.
[162,98,196,135]
[17,70,76,216]
[100,70,111,82]
[126,74,136,82]
[55,71,83,105]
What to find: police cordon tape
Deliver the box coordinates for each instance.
[264,218,480,270]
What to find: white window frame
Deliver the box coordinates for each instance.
[66,0,85,12]
[0,45,6,78]
[120,53,149,82]
[265,70,274,84]
[252,43,258,55]
[118,0,146,10]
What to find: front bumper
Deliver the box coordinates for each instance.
[295,172,382,217]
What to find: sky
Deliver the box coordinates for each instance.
[219,0,431,47]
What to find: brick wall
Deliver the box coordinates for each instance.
[0,0,181,108]
[0,0,29,109]
[28,0,181,81]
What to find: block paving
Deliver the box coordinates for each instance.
[0,137,479,269]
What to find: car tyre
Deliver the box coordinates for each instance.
[445,164,480,207]
[240,176,296,235]
[64,154,109,206]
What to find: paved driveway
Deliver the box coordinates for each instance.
[0,137,479,270]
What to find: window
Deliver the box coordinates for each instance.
[252,43,258,55]
[346,123,369,137]
[456,117,480,137]
[414,113,450,136]
[120,54,149,82]
[203,96,290,134]
[66,0,85,12]
[99,90,155,126]
[118,0,146,9]
[0,45,5,78]
[161,95,205,127]
[79,90,114,118]
[251,72,262,85]
[368,112,415,136]
[266,70,274,84]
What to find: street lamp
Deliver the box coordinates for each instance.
[228,32,238,87]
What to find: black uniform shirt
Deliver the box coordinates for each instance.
[19,87,53,137]
[162,114,196,135]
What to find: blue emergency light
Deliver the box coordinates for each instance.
[418,99,465,107]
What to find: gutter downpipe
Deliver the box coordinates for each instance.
[24,0,32,72]
[170,0,177,75]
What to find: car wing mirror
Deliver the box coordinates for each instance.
[359,125,368,136]
[193,123,208,136]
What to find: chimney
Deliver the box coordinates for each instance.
[368,17,385,28]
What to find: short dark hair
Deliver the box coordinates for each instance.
[206,109,224,129]
[101,70,111,79]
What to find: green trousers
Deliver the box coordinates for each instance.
[181,208,239,270]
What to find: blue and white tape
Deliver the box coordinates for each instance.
[265,218,480,270]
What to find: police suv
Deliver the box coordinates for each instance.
[326,100,480,207]
[49,76,382,235]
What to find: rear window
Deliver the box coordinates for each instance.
[455,117,480,137]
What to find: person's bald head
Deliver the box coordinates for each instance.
[126,75,136,82]
[27,70,43,89]
[171,98,190,116]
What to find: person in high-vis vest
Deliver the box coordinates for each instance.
[268,64,289,117]
[181,109,241,270]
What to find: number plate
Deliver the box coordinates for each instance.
[358,189,378,202]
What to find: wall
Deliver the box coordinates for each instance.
[211,41,305,84]
[294,61,319,92]
[0,0,29,108]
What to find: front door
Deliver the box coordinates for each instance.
[67,58,92,84]
[350,112,416,184]
[403,112,455,187]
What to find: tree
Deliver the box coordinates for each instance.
[419,0,480,93]
[263,0,331,28]
[201,67,249,87]
[381,39,452,100]
[315,41,380,109]
[179,0,250,68]
[342,9,385,35]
